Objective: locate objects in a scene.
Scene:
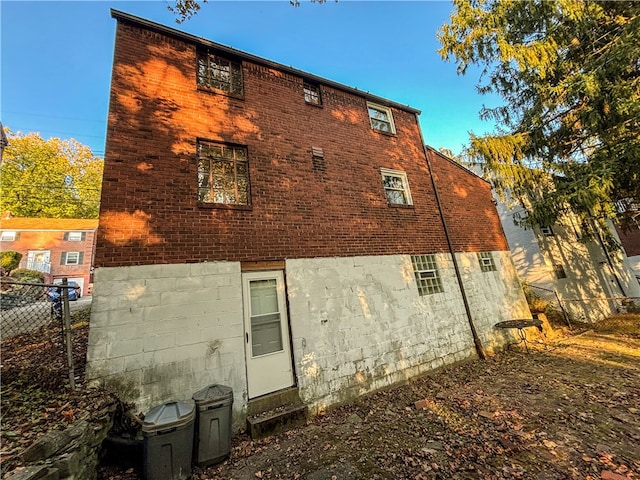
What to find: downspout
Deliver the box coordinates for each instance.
[416,124,487,360]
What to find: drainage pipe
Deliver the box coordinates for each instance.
[416,123,487,360]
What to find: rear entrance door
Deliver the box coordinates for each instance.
[242,271,294,398]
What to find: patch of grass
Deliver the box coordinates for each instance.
[589,313,640,337]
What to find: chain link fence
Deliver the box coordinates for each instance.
[523,283,573,328]
[524,282,640,327]
[1,279,81,389]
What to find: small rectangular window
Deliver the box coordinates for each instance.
[477,252,497,272]
[367,102,395,134]
[1,231,17,241]
[381,168,412,206]
[65,232,85,241]
[196,50,243,96]
[303,82,321,105]
[540,226,554,236]
[62,252,83,266]
[553,264,567,279]
[411,255,444,295]
[197,140,250,206]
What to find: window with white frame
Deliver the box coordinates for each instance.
[61,252,84,266]
[367,102,395,134]
[380,168,412,205]
[411,254,444,295]
[65,231,85,241]
[477,252,497,272]
[1,231,17,241]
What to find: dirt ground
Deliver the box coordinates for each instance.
[2,313,639,480]
[102,317,640,480]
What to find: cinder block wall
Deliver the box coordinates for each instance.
[87,252,529,424]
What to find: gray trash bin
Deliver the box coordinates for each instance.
[192,384,233,467]
[142,400,195,480]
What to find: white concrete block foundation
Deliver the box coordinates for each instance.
[86,252,530,429]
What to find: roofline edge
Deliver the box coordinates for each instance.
[109,9,421,115]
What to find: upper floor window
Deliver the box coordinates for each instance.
[367,102,395,134]
[62,252,84,266]
[197,141,250,206]
[196,50,243,96]
[1,231,17,241]
[411,254,444,295]
[303,82,321,106]
[380,168,412,206]
[477,252,497,272]
[64,232,86,241]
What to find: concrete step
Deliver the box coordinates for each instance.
[246,388,308,439]
[247,403,308,440]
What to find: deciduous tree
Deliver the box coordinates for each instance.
[438,0,640,229]
[0,130,103,218]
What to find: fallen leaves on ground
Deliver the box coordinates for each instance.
[0,307,110,476]
[2,311,640,479]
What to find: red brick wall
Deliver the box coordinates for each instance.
[428,151,509,252]
[616,225,640,257]
[96,20,507,267]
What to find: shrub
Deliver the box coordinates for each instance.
[0,251,22,275]
[10,269,45,283]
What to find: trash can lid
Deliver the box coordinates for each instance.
[142,400,195,433]
[192,384,233,405]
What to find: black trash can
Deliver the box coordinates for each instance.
[192,384,233,467]
[142,400,195,480]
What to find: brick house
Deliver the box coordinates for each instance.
[617,225,640,278]
[614,200,640,278]
[87,10,531,426]
[0,215,97,295]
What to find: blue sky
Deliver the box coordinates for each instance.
[1,1,499,158]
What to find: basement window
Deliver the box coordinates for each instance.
[477,252,497,272]
[196,50,243,96]
[540,226,554,236]
[553,264,567,279]
[411,254,444,295]
[367,102,395,134]
[197,140,250,206]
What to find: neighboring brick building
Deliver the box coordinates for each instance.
[87,10,531,426]
[614,201,640,278]
[0,215,97,295]
[617,225,640,277]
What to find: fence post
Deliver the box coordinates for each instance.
[554,290,573,330]
[61,278,76,390]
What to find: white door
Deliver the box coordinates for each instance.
[243,271,294,398]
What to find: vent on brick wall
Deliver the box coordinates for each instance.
[311,146,326,174]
